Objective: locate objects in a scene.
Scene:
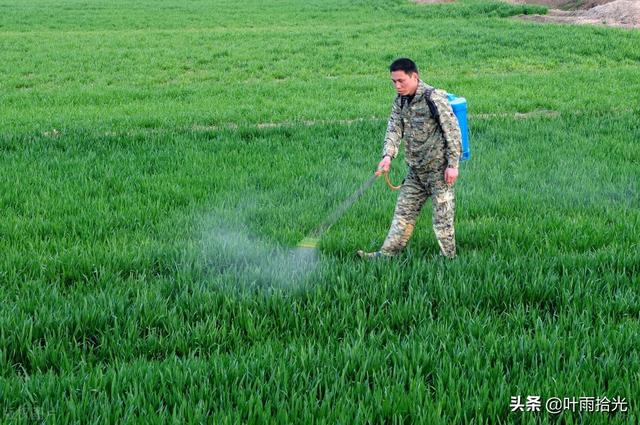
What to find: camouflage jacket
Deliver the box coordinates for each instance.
[382,80,462,170]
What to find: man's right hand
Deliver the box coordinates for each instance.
[375,155,391,176]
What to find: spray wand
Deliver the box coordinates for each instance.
[296,170,401,249]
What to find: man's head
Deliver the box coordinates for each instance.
[389,58,419,96]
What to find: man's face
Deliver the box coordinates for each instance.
[390,70,419,96]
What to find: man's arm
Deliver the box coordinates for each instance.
[382,97,404,160]
[432,90,462,169]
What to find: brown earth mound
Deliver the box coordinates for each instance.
[508,0,640,28]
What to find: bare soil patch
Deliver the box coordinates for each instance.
[412,0,455,3]
[507,0,640,28]
[506,1,616,9]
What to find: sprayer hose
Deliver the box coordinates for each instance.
[383,170,401,191]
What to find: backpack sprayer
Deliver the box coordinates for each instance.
[296,92,470,251]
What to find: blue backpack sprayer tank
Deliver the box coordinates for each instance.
[447,93,470,161]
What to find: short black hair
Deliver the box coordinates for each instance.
[389,58,418,75]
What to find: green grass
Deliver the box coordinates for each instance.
[1,0,639,423]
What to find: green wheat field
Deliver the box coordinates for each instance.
[1,0,639,423]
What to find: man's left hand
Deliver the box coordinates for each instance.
[444,167,459,186]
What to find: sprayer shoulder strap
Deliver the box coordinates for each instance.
[424,87,440,121]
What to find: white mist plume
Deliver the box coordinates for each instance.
[198,214,319,289]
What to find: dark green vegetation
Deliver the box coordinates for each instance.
[1,0,639,423]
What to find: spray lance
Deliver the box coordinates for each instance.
[296,169,400,250]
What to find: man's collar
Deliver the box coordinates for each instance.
[414,80,428,99]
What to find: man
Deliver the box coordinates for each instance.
[357,58,462,259]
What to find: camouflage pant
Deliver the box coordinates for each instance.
[381,167,456,258]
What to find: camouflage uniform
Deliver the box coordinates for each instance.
[380,80,462,258]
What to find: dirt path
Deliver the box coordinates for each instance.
[507,0,640,28]
[413,0,640,28]
[506,0,617,9]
